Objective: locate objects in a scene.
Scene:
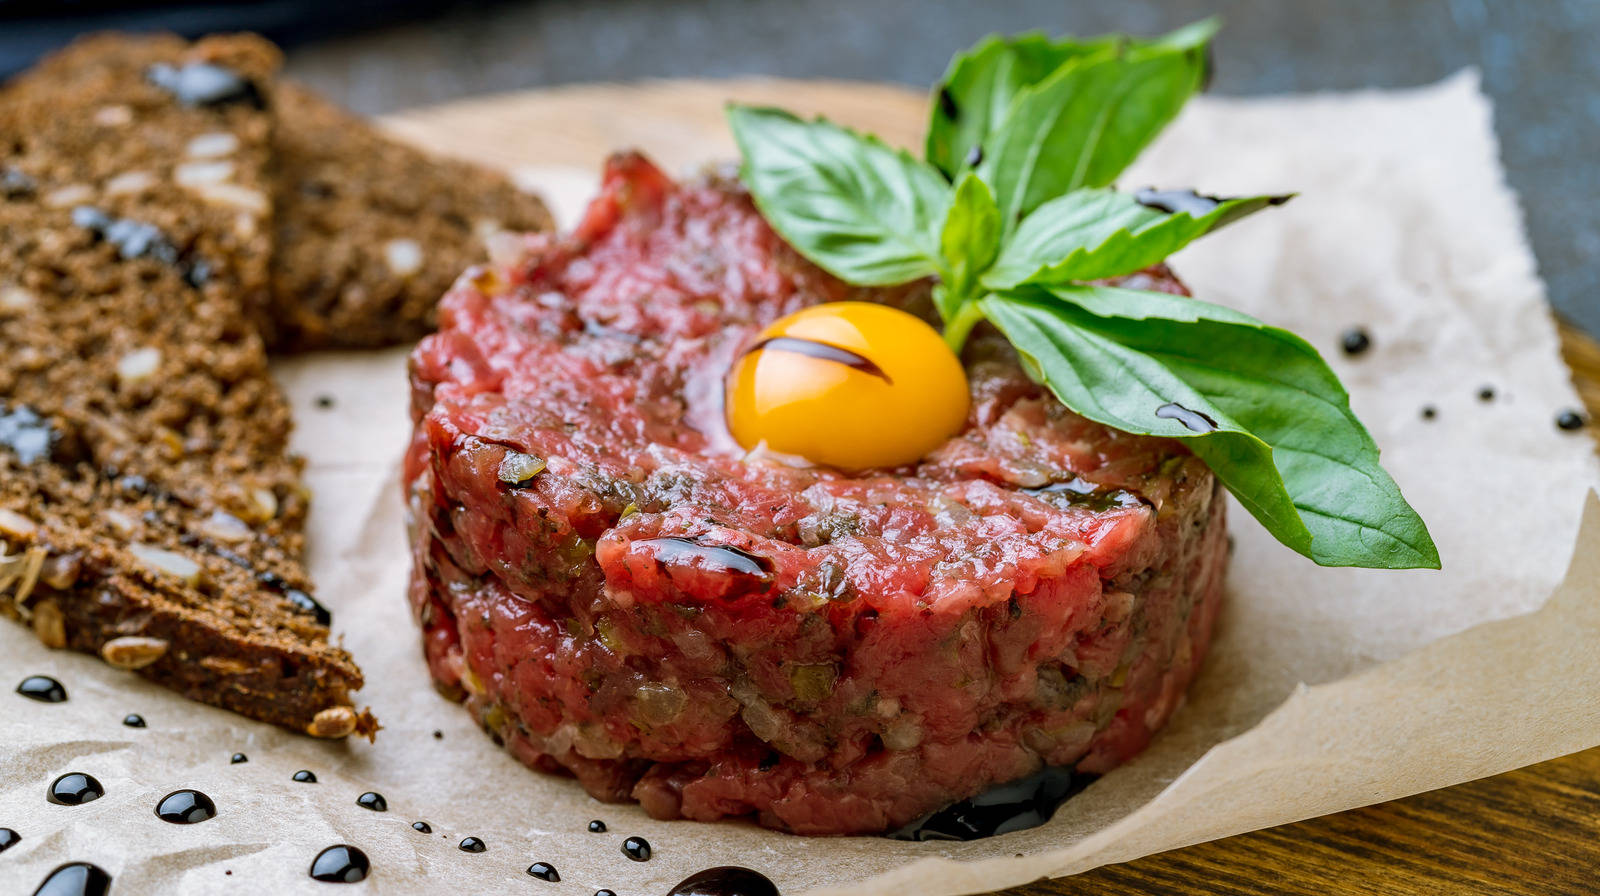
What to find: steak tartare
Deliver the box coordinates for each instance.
[404,153,1228,835]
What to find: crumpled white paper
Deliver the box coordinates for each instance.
[2,72,1596,896]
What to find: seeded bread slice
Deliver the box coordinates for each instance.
[265,82,555,350]
[0,34,374,739]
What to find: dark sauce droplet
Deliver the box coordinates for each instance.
[17,675,67,703]
[355,792,387,812]
[641,537,772,579]
[1420,405,1437,421]
[432,729,444,740]
[155,789,217,824]
[31,861,112,896]
[745,336,892,384]
[1341,326,1372,356]
[889,767,1096,841]
[0,827,20,853]
[1557,409,1586,431]
[283,589,332,627]
[458,836,486,853]
[309,845,370,884]
[230,753,248,764]
[1155,402,1218,433]
[665,867,781,896]
[411,821,432,834]
[122,713,146,728]
[315,394,336,410]
[1133,187,1291,220]
[1478,385,1496,402]
[292,770,317,784]
[587,819,607,833]
[526,862,560,882]
[47,773,104,806]
[622,835,652,862]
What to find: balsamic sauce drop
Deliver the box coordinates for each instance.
[411,821,432,834]
[283,589,333,627]
[640,537,771,579]
[1557,409,1586,431]
[665,867,781,896]
[47,773,104,806]
[292,770,318,783]
[1420,405,1438,421]
[355,792,387,812]
[17,675,67,703]
[155,789,217,824]
[458,836,487,853]
[621,835,652,862]
[309,844,370,883]
[586,819,607,833]
[745,336,892,384]
[889,767,1096,841]
[122,713,146,728]
[1155,402,1218,433]
[0,827,19,853]
[1340,326,1372,356]
[526,862,560,882]
[1477,385,1496,402]
[230,753,248,764]
[31,861,112,896]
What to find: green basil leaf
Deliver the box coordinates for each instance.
[984,188,1291,288]
[925,19,1218,180]
[935,173,1002,319]
[975,41,1211,229]
[979,287,1439,570]
[727,104,949,286]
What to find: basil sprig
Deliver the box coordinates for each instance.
[726,21,1439,570]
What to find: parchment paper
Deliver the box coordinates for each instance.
[4,72,1599,896]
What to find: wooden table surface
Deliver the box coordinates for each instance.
[385,80,1600,896]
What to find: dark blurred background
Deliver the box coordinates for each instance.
[3,0,1595,335]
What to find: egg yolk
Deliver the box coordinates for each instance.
[726,302,970,470]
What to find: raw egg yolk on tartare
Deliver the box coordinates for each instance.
[727,302,969,469]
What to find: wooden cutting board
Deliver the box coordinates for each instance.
[385,79,1600,896]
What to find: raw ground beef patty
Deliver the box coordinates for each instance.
[404,153,1228,836]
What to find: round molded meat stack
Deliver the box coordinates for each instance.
[404,153,1228,836]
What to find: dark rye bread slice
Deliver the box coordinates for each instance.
[265,82,555,351]
[0,34,374,738]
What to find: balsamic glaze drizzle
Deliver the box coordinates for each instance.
[31,861,112,896]
[665,867,782,896]
[155,789,217,824]
[309,845,370,883]
[47,773,104,806]
[622,835,652,862]
[745,336,892,384]
[889,766,1096,841]
[17,675,67,703]
[639,537,772,579]
[1155,402,1218,433]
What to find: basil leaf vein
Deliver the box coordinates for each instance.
[728,104,949,286]
[979,287,1439,569]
